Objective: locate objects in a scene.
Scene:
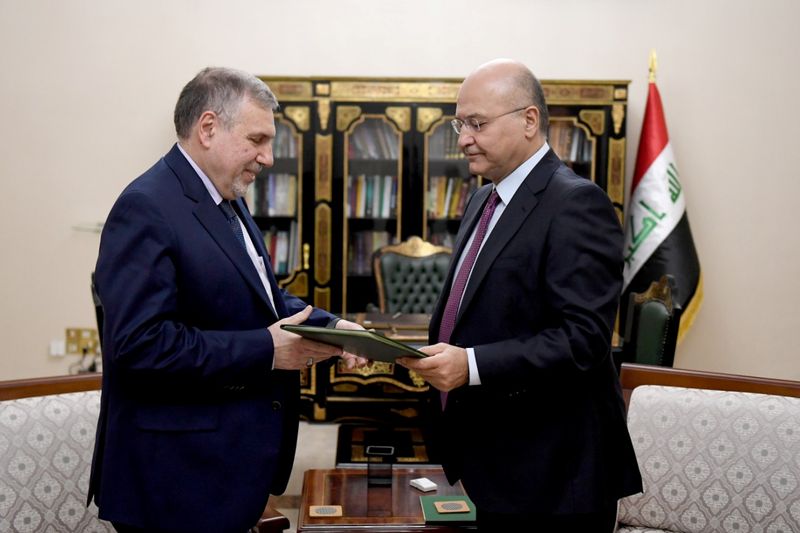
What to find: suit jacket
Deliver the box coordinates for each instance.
[87,144,335,532]
[429,149,642,514]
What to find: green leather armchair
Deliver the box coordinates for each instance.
[372,236,452,314]
[619,274,681,368]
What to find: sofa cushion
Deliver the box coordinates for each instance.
[618,385,800,532]
[0,390,112,532]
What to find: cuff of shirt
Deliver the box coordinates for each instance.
[467,347,481,386]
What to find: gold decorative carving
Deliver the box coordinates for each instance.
[385,106,411,132]
[614,88,628,100]
[317,99,331,130]
[300,365,316,394]
[542,84,614,105]
[315,134,332,201]
[408,370,425,388]
[314,204,331,285]
[579,110,605,136]
[417,107,444,132]
[332,383,358,393]
[336,105,362,131]
[331,81,460,102]
[612,103,625,135]
[280,272,308,298]
[262,80,312,101]
[330,361,429,392]
[607,138,626,223]
[313,403,326,421]
[303,243,310,270]
[315,83,330,96]
[314,287,330,311]
[284,106,310,132]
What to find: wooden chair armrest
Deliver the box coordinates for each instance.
[252,500,290,533]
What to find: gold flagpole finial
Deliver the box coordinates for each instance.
[649,49,658,83]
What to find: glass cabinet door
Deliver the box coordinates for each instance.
[547,117,596,182]
[422,116,475,248]
[342,115,402,313]
[248,117,303,277]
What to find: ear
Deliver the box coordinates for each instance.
[523,106,540,139]
[196,110,218,148]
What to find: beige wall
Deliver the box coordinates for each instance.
[1,0,798,380]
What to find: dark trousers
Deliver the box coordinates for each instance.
[476,503,618,533]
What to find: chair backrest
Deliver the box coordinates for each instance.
[622,274,681,367]
[372,236,451,314]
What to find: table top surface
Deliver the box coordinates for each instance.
[297,467,475,532]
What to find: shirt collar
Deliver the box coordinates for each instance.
[176,142,224,206]
[494,142,550,205]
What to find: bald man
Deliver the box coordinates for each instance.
[400,59,642,530]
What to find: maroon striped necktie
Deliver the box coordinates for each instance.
[437,190,500,408]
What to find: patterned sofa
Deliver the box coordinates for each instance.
[0,374,289,533]
[616,363,800,533]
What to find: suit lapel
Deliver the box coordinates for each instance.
[454,150,562,328]
[164,145,278,318]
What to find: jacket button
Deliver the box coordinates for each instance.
[272,401,282,411]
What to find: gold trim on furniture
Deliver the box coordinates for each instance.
[274,115,303,281]
[303,243,310,270]
[579,109,606,136]
[336,105,362,131]
[315,134,332,201]
[284,106,310,132]
[543,84,615,105]
[416,107,444,133]
[317,98,331,131]
[608,138,626,223]
[314,287,331,311]
[612,103,626,135]
[263,80,313,100]
[385,106,411,132]
[313,403,326,421]
[314,204,331,285]
[301,365,316,394]
[330,362,429,392]
[331,81,460,102]
[280,271,308,298]
[315,83,331,96]
[614,88,628,100]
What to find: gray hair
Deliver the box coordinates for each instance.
[513,68,549,136]
[174,67,279,139]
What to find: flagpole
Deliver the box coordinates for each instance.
[649,50,658,83]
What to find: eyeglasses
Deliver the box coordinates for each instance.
[450,106,531,135]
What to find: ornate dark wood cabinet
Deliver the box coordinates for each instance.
[257,77,630,422]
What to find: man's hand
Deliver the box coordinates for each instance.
[334,319,369,369]
[396,343,469,391]
[268,306,342,370]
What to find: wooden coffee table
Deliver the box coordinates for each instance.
[297,467,476,532]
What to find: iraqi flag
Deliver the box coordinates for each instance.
[621,81,703,342]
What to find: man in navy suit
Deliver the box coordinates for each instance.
[400,59,642,530]
[88,67,365,532]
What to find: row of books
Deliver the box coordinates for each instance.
[347,174,397,219]
[549,121,593,163]
[428,124,465,160]
[273,123,298,158]
[348,119,399,160]
[348,230,394,275]
[262,221,299,276]
[248,173,298,217]
[427,176,478,219]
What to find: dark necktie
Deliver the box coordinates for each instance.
[438,190,500,344]
[219,201,247,250]
[437,190,500,409]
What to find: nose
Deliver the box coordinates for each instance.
[457,129,473,150]
[256,145,273,169]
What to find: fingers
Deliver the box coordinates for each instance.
[280,305,313,325]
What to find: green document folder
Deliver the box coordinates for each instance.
[419,495,477,524]
[280,324,427,362]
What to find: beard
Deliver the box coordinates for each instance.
[231,174,250,198]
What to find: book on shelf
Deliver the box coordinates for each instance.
[348,230,392,275]
[261,221,299,276]
[348,174,397,219]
